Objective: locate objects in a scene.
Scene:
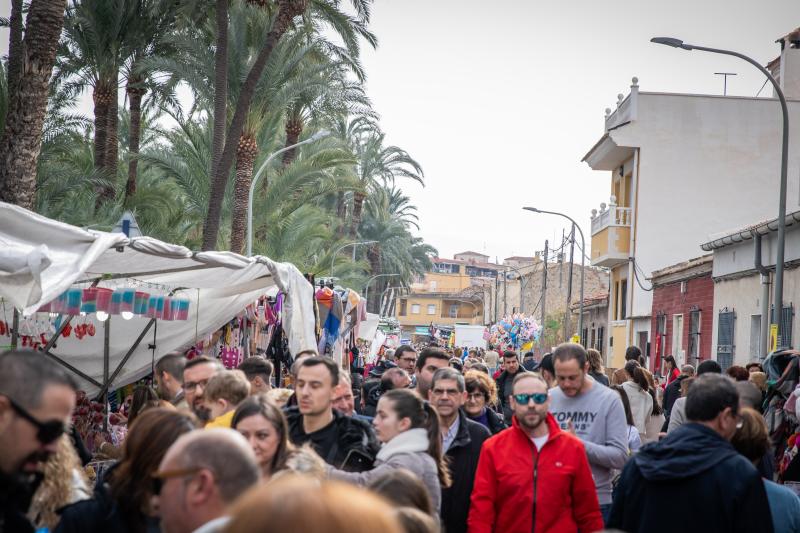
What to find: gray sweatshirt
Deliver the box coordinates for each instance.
[549,377,629,505]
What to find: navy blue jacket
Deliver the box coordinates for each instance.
[608,423,773,533]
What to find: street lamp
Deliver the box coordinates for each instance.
[330,240,378,278]
[651,36,790,344]
[523,207,586,345]
[246,130,331,256]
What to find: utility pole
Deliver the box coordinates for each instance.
[559,228,565,288]
[564,225,575,342]
[494,273,500,324]
[503,269,507,317]
[541,240,548,339]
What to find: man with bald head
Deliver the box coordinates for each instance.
[155,429,261,533]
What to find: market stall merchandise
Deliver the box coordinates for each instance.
[0,201,316,396]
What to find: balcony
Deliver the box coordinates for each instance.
[590,198,631,268]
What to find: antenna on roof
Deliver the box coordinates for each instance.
[714,72,737,96]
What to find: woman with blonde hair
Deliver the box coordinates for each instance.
[225,476,403,533]
[587,348,609,386]
[27,437,91,531]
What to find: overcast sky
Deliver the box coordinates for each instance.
[1,0,796,262]
[358,0,797,261]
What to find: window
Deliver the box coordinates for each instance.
[597,326,605,355]
[399,299,407,316]
[615,280,627,320]
[449,304,459,318]
[750,315,762,359]
[688,310,701,364]
[717,309,736,371]
[411,304,420,314]
[771,305,795,349]
[582,328,588,348]
[427,304,436,315]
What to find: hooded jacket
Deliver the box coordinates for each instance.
[285,406,379,472]
[608,422,774,533]
[468,413,603,533]
[327,428,443,513]
[441,410,491,533]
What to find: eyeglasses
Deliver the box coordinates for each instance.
[151,467,203,495]
[183,379,209,391]
[431,388,461,397]
[6,396,67,445]
[513,393,548,405]
[467,393,486,402]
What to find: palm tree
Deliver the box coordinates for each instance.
[202,0,377,251]
[58,0,139,203]
[0,0,69,209]
[350,131,424,237]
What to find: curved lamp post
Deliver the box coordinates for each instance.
[246,130,331,256]
[502,263,530,314]
[330,240,378,278]
[651,36,790,346]
[523,207,585,345]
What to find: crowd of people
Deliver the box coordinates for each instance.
[0,341,796,533]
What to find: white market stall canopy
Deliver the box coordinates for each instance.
[0,202,316,395]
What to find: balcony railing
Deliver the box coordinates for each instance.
[591,198,632,235]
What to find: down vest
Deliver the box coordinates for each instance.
[468,413,603,533]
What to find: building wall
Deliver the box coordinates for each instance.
[711,268,800,365]
[649,274,715,372]
[618,93,800,321]
[610,323,627,369]
[397,295,483,328]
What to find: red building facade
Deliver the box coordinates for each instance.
[649,255,714,375]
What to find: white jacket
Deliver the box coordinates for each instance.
[622,381,653,439]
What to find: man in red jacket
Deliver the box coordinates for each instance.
[468,372,603,533]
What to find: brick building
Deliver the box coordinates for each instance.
[649,255,714,374]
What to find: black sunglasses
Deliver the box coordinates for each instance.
[7,397,67,445]
[513,393,548,405]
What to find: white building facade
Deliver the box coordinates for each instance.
[583,32,800,368]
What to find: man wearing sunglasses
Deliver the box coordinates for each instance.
[469,372,603,533]
[0,350,76,533]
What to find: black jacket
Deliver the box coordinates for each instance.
[0,471,37,533]
[608,423,773,533]
[441,410,491,533]
[661,375,687,431]
[285,406,379,472]
[55,466,158,533]
[484,407,507,435]
[495,369,522,421]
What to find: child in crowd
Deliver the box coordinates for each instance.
[202,370,250,428]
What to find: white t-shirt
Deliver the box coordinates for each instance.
[531,433,549,451]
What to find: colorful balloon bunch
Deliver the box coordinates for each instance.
[489,314,542,349]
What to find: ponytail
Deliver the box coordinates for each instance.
[624,361,649,392]
[382,389,452,488]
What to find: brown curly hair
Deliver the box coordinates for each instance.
[464,370,498,406]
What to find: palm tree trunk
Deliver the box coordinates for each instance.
[366,244,381,312]
[281,114,303,167]
[7,0,23,94]
[350,191,366,237]
[229,133,257,254]
[92,81,110,171]
[0,0,67,209]
[104,77,119,189]
[210,0,228,195]
[336,191,346,237]
[125,78,145,200]
[202,0,308,251]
